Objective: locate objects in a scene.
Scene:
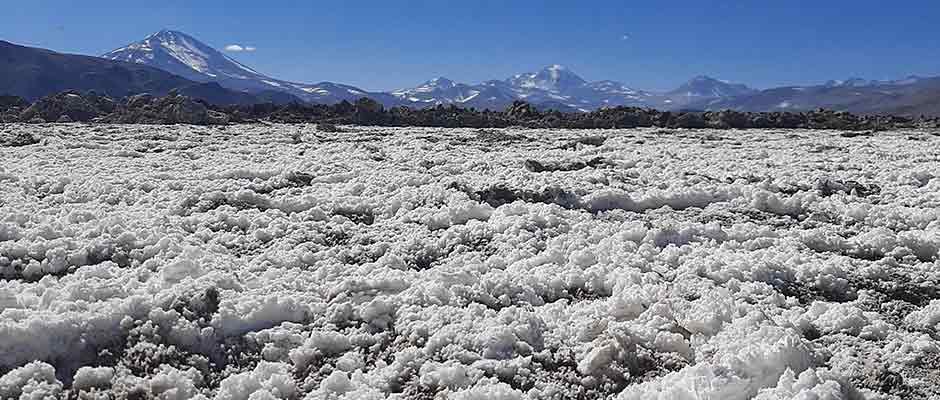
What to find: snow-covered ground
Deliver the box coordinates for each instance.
[1,124,939,399]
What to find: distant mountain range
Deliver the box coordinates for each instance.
[101,32,765,112]
[2,29,940,116]
[386,67,761,112]
[701,77,940,116]
[102,30,768,111]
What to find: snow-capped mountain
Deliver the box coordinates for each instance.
[823,77,880,88]
[0,39,297,105]
[101,31,761,111]
[103,30,385,104]
[667,76,757,99]
[108,30,940,114]
[508,64,587,92]
[583,80,657,107]
[103,30,267,84]
[389,66,753,111]
[390,66,656,111]
[10,29,940,115]
[824,76,927,88]
[390,77,482,105]
[699,74,940,115]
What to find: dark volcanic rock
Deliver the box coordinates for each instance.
[127,93,155,109]
[671,112,707,129]
[524,157,610,173]
[816,177,881,197]
[100,93,230,125]
[506,100,540,120]
[19,91,108,122]
[6,91,939,131]
[0,130,40,146]
[160,94,227,125]
[316,123,343,133]
[353,97,385,125]
[706,110,751,129]
[0,95,27,110]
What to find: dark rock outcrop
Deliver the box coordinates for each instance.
[18,91,108,122]
[671,112,707,129]
[213,99,940,131]
[0,130,39,146]
[506,100,540,120]
[353,97,385,125]
[0,100,24,122]
[99,92,229,125]
[0,95,27,111]
[5,92,940,131]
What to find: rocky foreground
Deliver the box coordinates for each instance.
[1,125,939,399]
[2,91,939,131]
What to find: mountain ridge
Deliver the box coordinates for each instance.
[5,29,940,116]
[103,30,766,111]
[0,39,300,105]
[103,30,394,105]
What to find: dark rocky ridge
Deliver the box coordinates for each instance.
[2,91,938,130]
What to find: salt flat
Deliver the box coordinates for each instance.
[1,124,939,399]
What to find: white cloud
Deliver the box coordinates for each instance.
[224,44,256,52]
[621,34,631,41]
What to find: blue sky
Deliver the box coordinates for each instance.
[3,1,939,91]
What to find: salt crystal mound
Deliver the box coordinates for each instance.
[1,124,939,399]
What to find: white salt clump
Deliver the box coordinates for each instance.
[318,370,352,395]
[306,330,352,355]
[450,382,523,400]
[149,367,199,400]
[216,362,297,400]
[289,330,352,370]
[0,361,62,399]
[161,246,207,283]
[751,190,816,216]
[754,368,850,400]
[618,314,814,400]
[335,351,365,372]
[905,299,940,331]
[882,333,940,366]
[214,295,310,337]
[789,302,887,338]
[419,360,476,390]
[302,370,386,400]
[72,366,115,391]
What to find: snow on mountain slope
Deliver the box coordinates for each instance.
[508,64,587,92]
[390,77,483,105]
[824,76,927,88]
[101,32,755,111]
[392,66,660,111]
[104,30,381,105]
[667,75,757,99]
[103,30,264,83]
[100,30,940,113]
[391,67,759,111]
[701,76,940,114]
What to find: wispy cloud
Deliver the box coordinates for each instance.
[621,34,631,41]
[224,44,257,52]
